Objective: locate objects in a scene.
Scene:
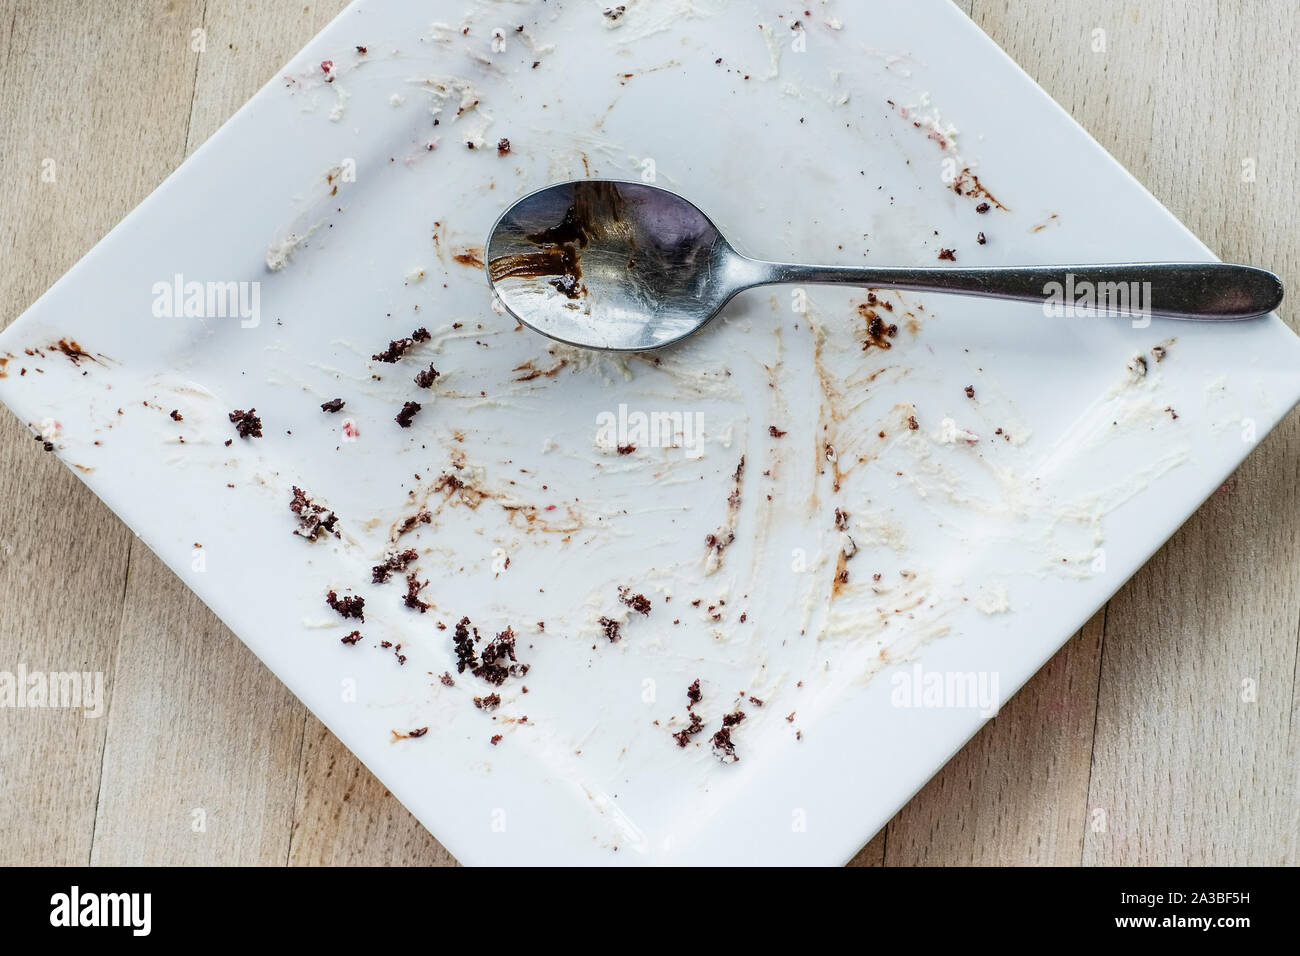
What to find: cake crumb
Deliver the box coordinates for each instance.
[372,328,430,363]
[598,616,622,642]
[395,401,421,427]
[414,364,440,388]
[618,587,651,615]
[404,572,431,612]
[326,590,365,621]
[290,486,339,540]
[672,712,705,747]
[228,408,262,438]
[372,548,418,584]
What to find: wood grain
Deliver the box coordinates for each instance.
[966,0,1300,868]
[89,549,305,865]
[0,0,1295,866]
[883,613,1106,866]
[0,0,205,866]
[287,716,456,867]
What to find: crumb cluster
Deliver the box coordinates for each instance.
[372,327,430,363]
[372,548,418,584]
[228,408,262,438]
[290,486,339,540]
[326,590,365,621]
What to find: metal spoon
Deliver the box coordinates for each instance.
[484,180,1284,351]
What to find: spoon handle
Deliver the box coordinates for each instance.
[741,260,1283,321]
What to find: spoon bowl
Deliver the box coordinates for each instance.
[485,180,749,350]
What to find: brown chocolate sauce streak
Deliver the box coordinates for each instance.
[488,245,582,298]
[527,205,591,247]
[452,247,484,267]
[488,182,628,299]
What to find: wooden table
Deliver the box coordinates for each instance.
[1,1,1295,866]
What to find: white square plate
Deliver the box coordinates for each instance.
[2,0,1297,865]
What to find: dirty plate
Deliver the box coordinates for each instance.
[2,0,1297,865]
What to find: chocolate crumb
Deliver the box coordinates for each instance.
[616,443,636,455]
[711,726,739,763]
[598,616,622,642]
[372,548,418,583]
[474,693,502,711]
[453,617,478,673]
[618,587,651,615]
[373,328,430,363]
[496,137,511,155]
[403,572,431,612]
[474,627,529,685]
[439,672,455,686]
[686,679,702,708]
[414,364,440,388]
[964,385,975,398]
[907,415,919,430]
[860,306,899,350]
[672,712,705,747]
[976,202,990,214]
[548,273,579,298]
[768,425,787,438]
[228,408,262,438]
[290,486,340,540]
[938,248,956,261]
[394,510,432,538]
[341,631,362,646]
[169,409,183,421]
[326,590,365,621]
[976,231,987,245]
[490,734,503,745]
[321,398,345,413]
[395,401,421,427]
